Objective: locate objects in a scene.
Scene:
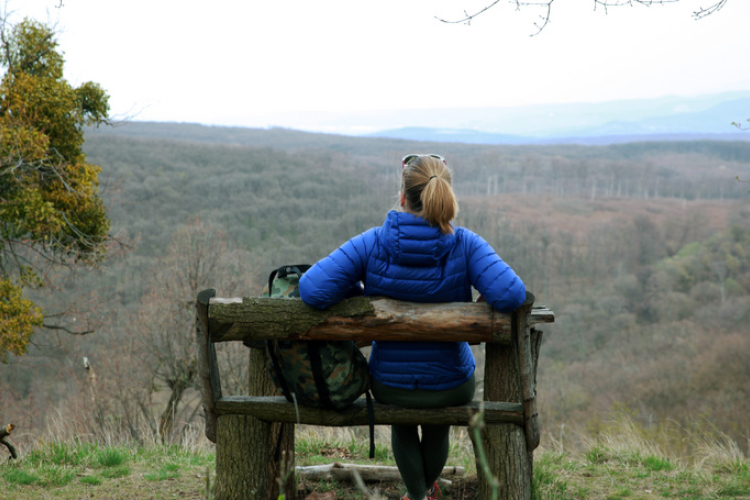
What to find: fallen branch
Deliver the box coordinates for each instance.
[296,462,464,483]
[0,424,18,460]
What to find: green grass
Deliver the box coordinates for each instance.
[585,446,610,465]
[28,442,89,467]
[532,454,571,499]
[0,441,213,499]
[39,465,76,487]
[99,465,131,479]
[3,468,41,486]
[530,428,749,500]
[79,475,102,485]
[641,455,675,472]
[144,462,181,481]
[95,446,128,467]
[0,422,748,500]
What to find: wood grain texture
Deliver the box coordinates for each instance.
[207,295,553,344]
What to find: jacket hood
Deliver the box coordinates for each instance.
[382,210,455,267]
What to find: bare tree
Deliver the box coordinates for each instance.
[132,219,259,443]
[436,0,729,35]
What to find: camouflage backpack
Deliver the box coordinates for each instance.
[262,265,372,414]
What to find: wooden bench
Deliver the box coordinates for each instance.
[196,290,554,500]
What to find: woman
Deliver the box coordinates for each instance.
[299,154,526,500]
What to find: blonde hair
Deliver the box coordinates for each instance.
[402,156,459,234]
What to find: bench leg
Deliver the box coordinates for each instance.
[478,336,537,500]
[214,415,295,500]
[476,424,532,500]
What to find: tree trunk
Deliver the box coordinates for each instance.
[159,373,192,444]
[249,346,295,500]
[214,346,294,500]
[215,414,275,500]
[475,326,543,500]
[476,340,530,500]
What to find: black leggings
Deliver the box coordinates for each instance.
[372,375,476,500]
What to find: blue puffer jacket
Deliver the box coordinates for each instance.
[299,210,526,391]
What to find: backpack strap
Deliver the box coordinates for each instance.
[306,341,335,410]
[266,340,293,403]
[273,424,284,462]
[366,390,375,459]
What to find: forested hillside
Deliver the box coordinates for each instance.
[2,122,749,452]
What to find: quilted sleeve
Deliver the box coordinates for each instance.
[464,230,526,312]
[299,229,374,309]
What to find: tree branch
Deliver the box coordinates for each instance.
[435,0,505,25]
[693,0,727,19]
[435,0,728,33]
[531,1,554,36]
[0,424,18,460]
[42,323,95,335]
[731,119,749,131]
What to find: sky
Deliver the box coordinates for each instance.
[5,0,750,134]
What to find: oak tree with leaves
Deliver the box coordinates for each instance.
[0,17,111,361]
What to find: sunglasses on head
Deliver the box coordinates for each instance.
[401,154,446,170]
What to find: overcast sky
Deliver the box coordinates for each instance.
[7,0,750,132]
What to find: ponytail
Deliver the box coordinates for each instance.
[402,156,458,234]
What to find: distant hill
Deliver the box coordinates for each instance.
[366,127,531,145]
[242,91,750,145]
[366,127,750,146]
[93,91,750,147]
[364,95,750,145]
